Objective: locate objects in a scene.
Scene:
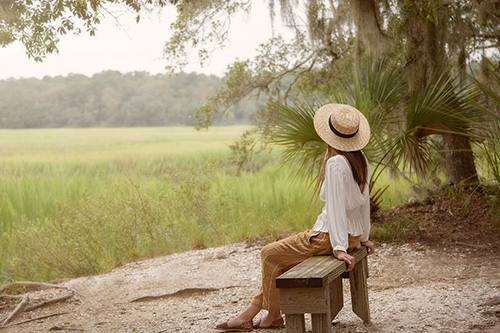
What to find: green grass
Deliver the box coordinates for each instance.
[0,126,409,283]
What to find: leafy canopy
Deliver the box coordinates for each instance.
[0,0,170,61]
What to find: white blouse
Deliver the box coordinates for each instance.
[312,154,371,253]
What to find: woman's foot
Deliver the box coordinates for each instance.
[215,317,254,332]
[253,315,284,329]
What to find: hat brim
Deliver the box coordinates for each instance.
[313,104,370,152]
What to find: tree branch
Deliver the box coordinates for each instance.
[1,296,28,327]
[0,281,76,328]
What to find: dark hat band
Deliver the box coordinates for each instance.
[329,115,358,139]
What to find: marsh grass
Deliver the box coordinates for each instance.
[1,126,409,283]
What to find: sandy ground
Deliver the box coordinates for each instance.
[1,240,500,333]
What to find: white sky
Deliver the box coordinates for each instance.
[0,3,283,80]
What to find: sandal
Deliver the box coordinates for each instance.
[215,319,253,332]
[253,317,285,329]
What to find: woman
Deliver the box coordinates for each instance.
[216,103,375,331]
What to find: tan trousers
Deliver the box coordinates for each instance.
[251,229,360,313]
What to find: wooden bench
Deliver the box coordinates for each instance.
[276,246,370,333]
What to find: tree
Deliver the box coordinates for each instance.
[162,0,500,186]
[0,71,229,128]
[2,0,500,185]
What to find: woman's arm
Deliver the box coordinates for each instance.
[324,157,350,253]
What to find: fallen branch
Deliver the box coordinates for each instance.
[24,294,74,312]
[0,281,69,295]
[7,311,69,327]
[454,242,488,249]
[1,295,28,327]
[0,281,77,328]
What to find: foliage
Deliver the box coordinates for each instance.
[4,0,499,185]
[0,0,170,61]
[265,99,324,182]
[263,59,405,207]
[227,127,267,175]
[189,31,354,128]
[163,0,500,185]
[175,2,355,127]
[0,71,260,128]
[0,126,414,282]
[370,214,423,243]
[164,0,252,72]
[471,63,500,184]
[161,1,499,123]
[383,72,484,180]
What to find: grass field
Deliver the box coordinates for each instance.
[0,126,411,283]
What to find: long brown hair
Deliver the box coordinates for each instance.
[317,146,368,192]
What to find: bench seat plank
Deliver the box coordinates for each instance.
[276,247,367,288]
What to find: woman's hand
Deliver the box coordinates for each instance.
[361,240,375,255]
[335,251,355,272]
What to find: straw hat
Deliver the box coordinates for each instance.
[313,103,370,152]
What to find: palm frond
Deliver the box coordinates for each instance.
[471,68,500,122]
[354,58,406,108]
[393,71,484,178]
[478,122,500,183]
[470,66,500,183]
[266,99,325,181]
[406,73,482,134]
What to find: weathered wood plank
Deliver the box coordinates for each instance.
[349,255,371,324]
[311,285,332,332]
[284,314,306,333]
[329,276,343,319]
[279,287,330,314]
[276,247,368,288]
[311,313,332,333]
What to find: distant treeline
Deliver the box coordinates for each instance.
[0,71,256,128]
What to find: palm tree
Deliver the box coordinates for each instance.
[471,66,500,184]
[266,59,485,207]
[265,59,404,209]
[386,72,483,184]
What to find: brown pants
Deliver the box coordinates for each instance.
[251,229,360,313]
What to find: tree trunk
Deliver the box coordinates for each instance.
[442,132,479,185]
[402,1,479,186]
[352,0,389,67]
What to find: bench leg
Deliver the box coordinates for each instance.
[349,256,371,324]
[329,275,343,319]
[285,314,305,333]
[311,312,332,333]
[311,283,332,333]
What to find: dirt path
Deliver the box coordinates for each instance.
[1,241,500,332]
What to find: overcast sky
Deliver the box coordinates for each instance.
[0,4,281,80]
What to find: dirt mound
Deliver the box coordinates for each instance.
[373,187,500,251]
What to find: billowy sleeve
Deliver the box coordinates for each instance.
[324,157,349,253]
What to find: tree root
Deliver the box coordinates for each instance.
[1,295,28,327]
[0,281,76,328]
[0,281,69,295]
[14,312,70,327]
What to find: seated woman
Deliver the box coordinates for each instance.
[216,103,376,331]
